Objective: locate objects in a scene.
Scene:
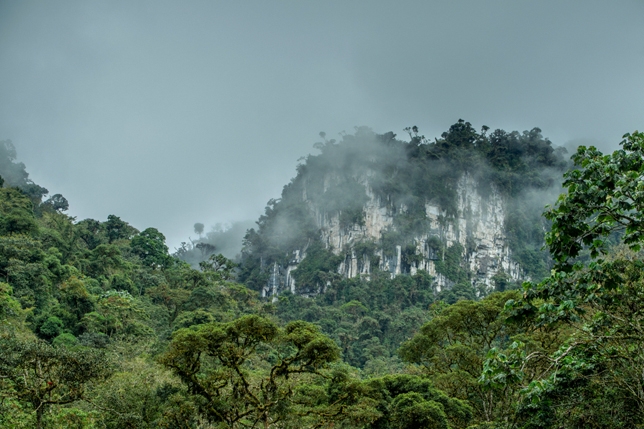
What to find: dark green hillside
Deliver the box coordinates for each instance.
[0,146,273,426]
[0,148,474,427]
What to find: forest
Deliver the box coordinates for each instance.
[1,124,644,428]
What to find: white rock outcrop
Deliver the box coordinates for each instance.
[262,174,523,297]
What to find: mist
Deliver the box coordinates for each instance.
[174,220,256,266]
[1,1,643,250]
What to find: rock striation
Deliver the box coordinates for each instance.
[262,173,524,297]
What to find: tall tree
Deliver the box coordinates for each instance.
[490,131,644,427]
[0,336,111,429]
[161,315,375,428]
[131,227,170,268]
[193,222,204,238]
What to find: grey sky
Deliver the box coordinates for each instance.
[1,0,643,250]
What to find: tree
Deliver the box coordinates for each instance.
[365,374,472,429]
[42,194,69,212]
[193,222,204,237]
[0,187,38,236]
[511,130,644,321]
[0,233,48,310]
[0,282,26,328]
[160,315,370,428]
[105,214,138,243]
[494,131,644,427]
[399,291,522,424]
[198,253,237,281]
[0,336,111,429]
[131,227,170,268]
[75,218,106,250]
[81,290,152,339]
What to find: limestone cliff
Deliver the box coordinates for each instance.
[266,173,522,298]
[240,123,565,299]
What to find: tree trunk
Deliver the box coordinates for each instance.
[36,404,44,429]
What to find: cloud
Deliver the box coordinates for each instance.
[1,0,642,250]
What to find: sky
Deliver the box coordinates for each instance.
[1,0,643,250]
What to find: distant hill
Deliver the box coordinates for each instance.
[239,121,569,298]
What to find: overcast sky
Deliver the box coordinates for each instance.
[1,0,643,250]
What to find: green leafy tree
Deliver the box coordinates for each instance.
[131,227,171,269]
[495,131,644,427]
[0,187,38,235]
[42,194,69,212]
[0,336,111,429]
[81,290,152,339]
[161,315,368,428]
[365,374,472,429]
[0,233,49,309]
[0,282,25,325]
[399,291,520,423]
[199,253,237,281]
[105,214,138,244]
[75,218,106,251]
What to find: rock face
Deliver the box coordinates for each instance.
[261,173,524,298]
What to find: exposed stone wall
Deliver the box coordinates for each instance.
[262,173,524,297]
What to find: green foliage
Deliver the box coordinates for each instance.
[0,144,294,427]
[52,332,79,348]
[434,243,469,285]
[0,187,39,235]
[365,374,472,429]
[0,128,583,428]
[42,194,69,212]
[489,131,644,427]
[0,282,24,324]
[131,227,171,268]
[0,335,111,428]
[160,315,371,427]
[399,291,522,423]
[105,214,138,244]
[291,242,342,294]
[198,253,237,281]
[39,316,64,340]
[513,131,644,324]
[352,239,378,262]
[277,270,437,369]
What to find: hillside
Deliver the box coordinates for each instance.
[3,130,643,428]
